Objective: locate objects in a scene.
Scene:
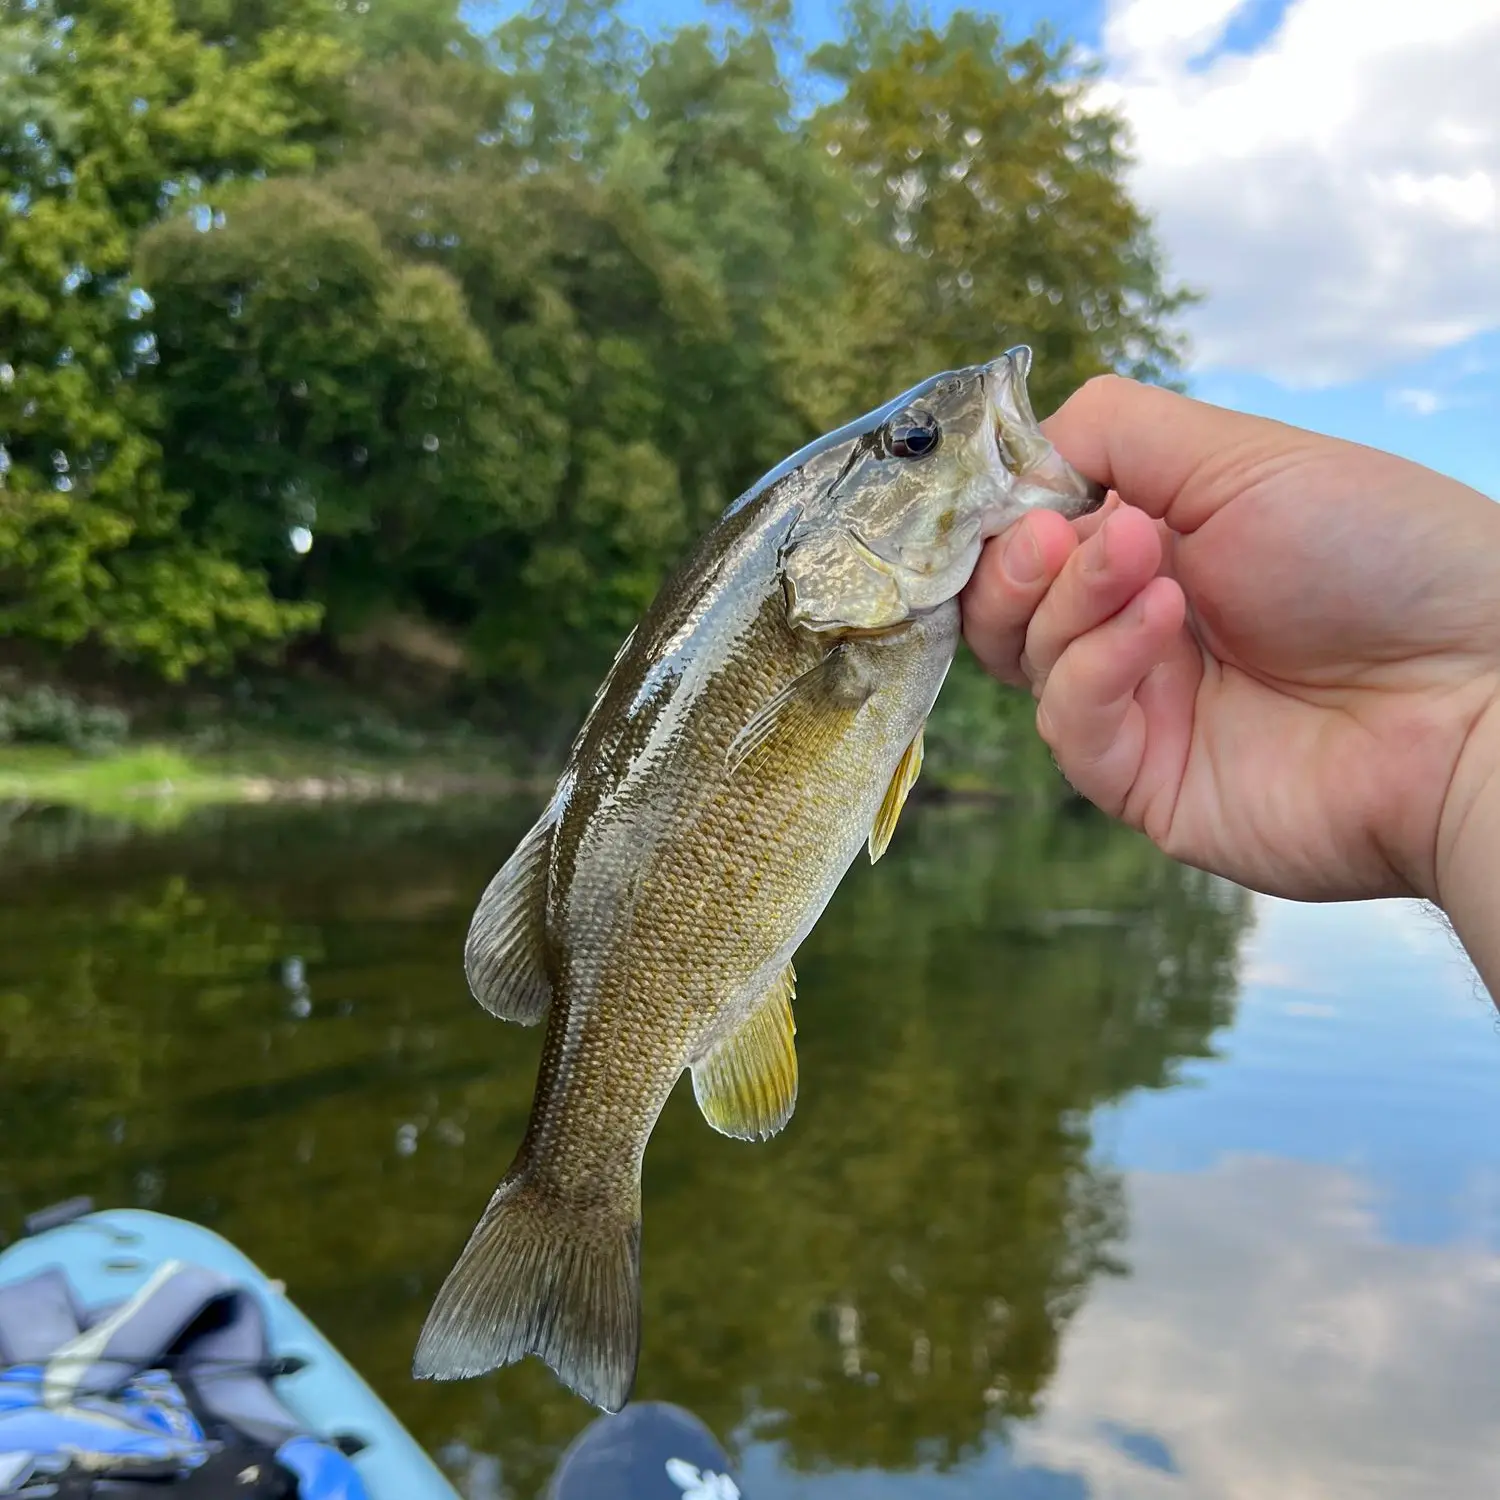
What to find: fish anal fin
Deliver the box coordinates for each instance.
[464,810,555,1024]
[868,725,925,863]
[727,648,871,778]
[692,963,798,1141]
[413,1172,641,1414]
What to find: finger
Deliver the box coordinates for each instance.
[1071,496,1177,584]
[961,509,1078,687]
[1023,504,1164,689]
[1041,375,1328,534]
[1035,576,1196,823]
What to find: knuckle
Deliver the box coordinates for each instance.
[1018,645,1050,696]
[1061,372,1132,421]
[1081,372,1132,401]
[1035,698,1057,745]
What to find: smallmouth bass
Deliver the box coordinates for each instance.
[414,348,1104,1411]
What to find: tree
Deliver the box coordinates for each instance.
[0,0,347,676]
[4,0,1191,739]
[139,177,547,643]
[807,1,1193,418]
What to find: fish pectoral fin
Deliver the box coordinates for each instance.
[868,724,925,863]
[726,647,871,777]
[414,1170,641,1413]
[691,963,798,1141]
[463,808,555,1025]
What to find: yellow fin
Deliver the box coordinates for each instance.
[727,648,870,778]
[868,726,924,863]
[691,964,798,1141]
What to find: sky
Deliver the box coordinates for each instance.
[478,0,1500,500]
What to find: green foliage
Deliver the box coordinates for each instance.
[138,176,543,643]
[0,679,130,752]
[923,651,1062,797]
[804,1,1193,415]
[2,0,1193,756]
[0,0,349,675]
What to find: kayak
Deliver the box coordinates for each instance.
[0,1199,460,1500]
[0,1198,749,1500]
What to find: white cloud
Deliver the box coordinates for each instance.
[1389,387,1446,416]
[1095,0,1500,386]
[1012,1156,1500,1498]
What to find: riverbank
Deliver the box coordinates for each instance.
[0,735,1031,829]
[0,739,545,826]
[0,656,1056,827]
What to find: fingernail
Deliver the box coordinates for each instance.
[1084,511,1114,576]
[1004,527,1044,585]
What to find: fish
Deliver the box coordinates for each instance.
[413,346,1104,1412]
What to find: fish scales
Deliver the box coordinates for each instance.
[537,491,951,1184]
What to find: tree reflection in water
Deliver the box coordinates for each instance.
[0,795,1249,1495]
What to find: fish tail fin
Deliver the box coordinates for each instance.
[413,1171,641,1413]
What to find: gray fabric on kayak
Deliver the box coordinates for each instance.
[164,1274,306,1448]
[1,1261,304,1448]
[0,1268,81,1364]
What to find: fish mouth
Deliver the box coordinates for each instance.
[982,346,1106,523]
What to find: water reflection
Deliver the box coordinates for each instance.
[1009,1155,1500,1499]
[0,796,1250,1496]
[730,1152,1500,1499]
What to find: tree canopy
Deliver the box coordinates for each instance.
[1,0,1190,728]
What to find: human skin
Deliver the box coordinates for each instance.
[961,375,1500,1000]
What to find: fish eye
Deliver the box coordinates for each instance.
[888,412,940,460]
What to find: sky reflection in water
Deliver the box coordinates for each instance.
[769,897,1500,1500]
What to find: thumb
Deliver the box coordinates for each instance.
[1042,376,1329,536]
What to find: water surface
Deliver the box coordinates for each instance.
[2,796,1496,1498]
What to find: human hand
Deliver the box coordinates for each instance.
[962,376,1500,916]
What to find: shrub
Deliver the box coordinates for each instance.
[0,684,131,755]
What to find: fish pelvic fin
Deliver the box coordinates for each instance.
[692,962,798,1141]
[869,724,925,863]
[413,1172,641,1414]
[464,808,556,1025]
[726,646,872,779]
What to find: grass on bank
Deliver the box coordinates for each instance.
[0,732,541,827]
[0,745,242,825]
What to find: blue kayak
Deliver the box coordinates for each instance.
[0,1200,460,1500]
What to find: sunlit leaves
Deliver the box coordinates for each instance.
[811,4,1195,408]
[0,0,351,675]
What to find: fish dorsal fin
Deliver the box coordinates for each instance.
[691,963,798,1140]
[463,809,556,1025]
[868,725,925,863]
[727,648,871,778]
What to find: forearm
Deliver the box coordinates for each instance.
[1436,713,1500,1006]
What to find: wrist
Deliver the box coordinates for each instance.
[1434,693,1500,1000]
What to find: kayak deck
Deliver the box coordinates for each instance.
[0,1205,459,1500]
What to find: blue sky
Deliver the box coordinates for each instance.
[475,0,1499,499]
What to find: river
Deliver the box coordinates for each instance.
[2,795,1497,1497]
